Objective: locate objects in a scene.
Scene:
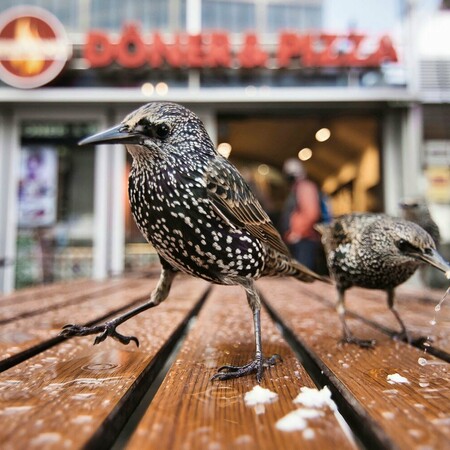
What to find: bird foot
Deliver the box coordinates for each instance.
[411,335,434,348]
[392,330,411,344]
[341,336,376,348]
[211,354,281,383]
[60,322,140,347]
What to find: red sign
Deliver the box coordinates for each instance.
[0,6,71,89]
[85,24,398,70]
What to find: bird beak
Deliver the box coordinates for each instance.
[79,124,142,146]
[415,249,450,274]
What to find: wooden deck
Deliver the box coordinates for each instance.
[0,273,448,449]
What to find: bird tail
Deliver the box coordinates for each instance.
[263,247,332,284]
[314,223,327,236]
[288,257,332,284]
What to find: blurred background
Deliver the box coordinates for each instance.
[0,0,448,292]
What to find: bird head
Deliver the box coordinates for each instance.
[79,102,216,165]
[388,220,449,274]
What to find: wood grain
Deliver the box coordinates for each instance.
[0,278,95,307]
[301,282,450,355]
[0,278,151,366]
[258,278,450,450]
[0,276,209,450]
[0,279,133,324]
[126,284,357,450]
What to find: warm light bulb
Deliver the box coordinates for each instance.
[141,82,154,96]
[257,164,269,175]
[298,148,312,161]
[217,142,232,158]
[155,82,169,95]
[315,128,331,142]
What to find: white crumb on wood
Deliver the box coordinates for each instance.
[387,373,409,384]
[293,386,337,411]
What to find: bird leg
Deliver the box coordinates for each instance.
[60,268,177,347]
[387,289,410,343]
[211,281,280,382]
[337,288,376,348]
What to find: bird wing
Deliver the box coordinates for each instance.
[321,213,381,252]
[204,157,290,256]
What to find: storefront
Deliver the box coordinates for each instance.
[0,1,444,293]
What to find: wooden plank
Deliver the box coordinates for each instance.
[0,276,209,450]
[0,278,133,324]
[126,285,357,450]
[258,278,450,450]
[301,282,450,356]
[0,278,95,307]
[0,278,152,369]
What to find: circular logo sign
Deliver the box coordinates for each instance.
[0,6,71,89]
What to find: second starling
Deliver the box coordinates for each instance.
[317,213,450,346]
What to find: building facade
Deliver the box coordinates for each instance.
[0,0,448,292]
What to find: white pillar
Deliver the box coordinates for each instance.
[93,144,110,280]
[109,143,126,276]
[196,108,218,147]
[382,111,403,216]
[401,103,424,199]
[186,0,202,90]
[0,112,19,293]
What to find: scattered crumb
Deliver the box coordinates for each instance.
[303,428,315,440]
[244,385,278,407]
[387,373,409,384]
[293,386,337,411]
[276,408,323,432]
[277,386,335,435]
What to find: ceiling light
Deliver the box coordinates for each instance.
[257,164,269,175]
[141,82,154,96]
[315,127,331,142]
[217,142,232,158]
[298,148,312,161]
[155,82,169,95]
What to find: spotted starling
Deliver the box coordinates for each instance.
[317,213,450,347]
[399,198,440,247]
[61,102,327,382]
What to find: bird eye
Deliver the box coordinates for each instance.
[155,123,170,139]
[396,239,418,253]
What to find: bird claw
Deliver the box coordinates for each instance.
[341,336,376,348]
[392,330,411,344]
[60,322,140,347]
[211,354,281,383]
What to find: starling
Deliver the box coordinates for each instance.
[399,198,440,246]
[61,102,327,382]
[317,213,450,347]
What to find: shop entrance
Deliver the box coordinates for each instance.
[217,111,381,224]
[16,121,97,288]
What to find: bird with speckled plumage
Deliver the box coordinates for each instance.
[60,102,328,382]
[317,213,450,347]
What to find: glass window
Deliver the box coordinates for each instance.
[16,121,97,288]
[267,3,322,32]
[202,0,256,32]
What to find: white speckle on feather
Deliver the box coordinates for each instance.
[293,386,337,411]
[387,373,409,384]
[244,386,278,414]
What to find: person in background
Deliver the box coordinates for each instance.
[279,158,323,271]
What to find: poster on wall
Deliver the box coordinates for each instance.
[18,146,58,227]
